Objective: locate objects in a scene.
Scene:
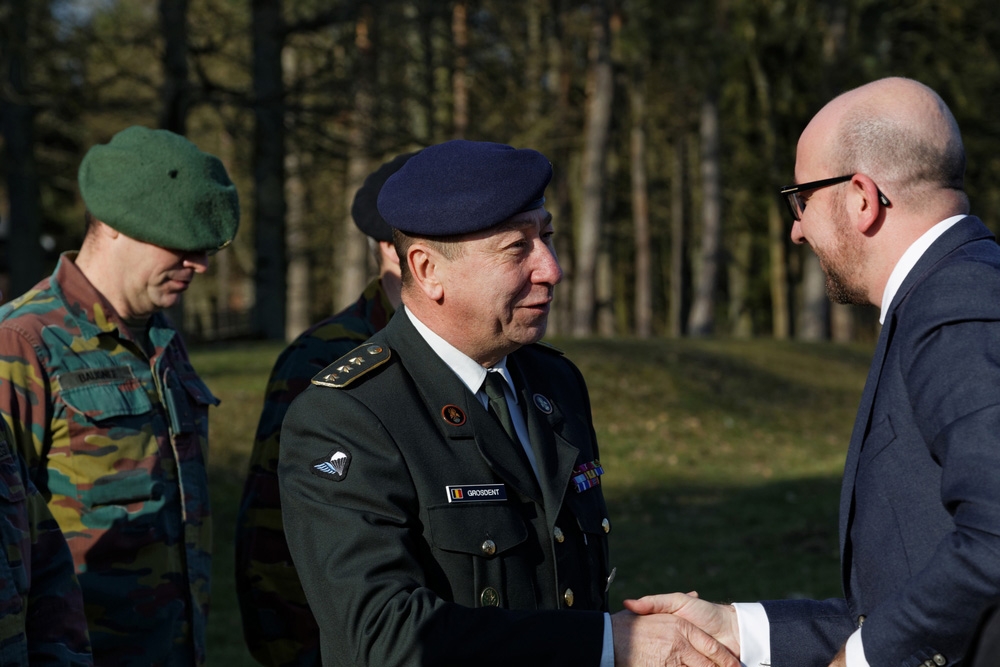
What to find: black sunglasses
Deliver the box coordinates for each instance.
[779,174,891,221]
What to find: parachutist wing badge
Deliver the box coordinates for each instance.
[311,448,353,481]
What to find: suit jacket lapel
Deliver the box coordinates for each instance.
[384,313,543,504]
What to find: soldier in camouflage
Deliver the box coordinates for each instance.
[0,414,92,666]
[234,152,413,666]
[0,126,239,666]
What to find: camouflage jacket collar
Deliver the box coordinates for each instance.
[51,251,171,348]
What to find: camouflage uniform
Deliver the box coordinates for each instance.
[235,277,394,666]
[0,252,218,666]
[0,418,91,666]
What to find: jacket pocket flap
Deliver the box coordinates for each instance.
[428,503,528,556]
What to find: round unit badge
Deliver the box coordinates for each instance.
[441,404,467,426]
[533,393,553,414]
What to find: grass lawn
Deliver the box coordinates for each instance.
[193,336,873,664]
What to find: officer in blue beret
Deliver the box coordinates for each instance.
[278,140,738,667]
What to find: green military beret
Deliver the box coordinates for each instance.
[78,126,240,252]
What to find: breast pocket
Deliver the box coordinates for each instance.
[161,368,218,438]
[427,503,530,608]
[57,368,160,511]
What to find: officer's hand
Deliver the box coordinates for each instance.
[611,609,740,667]
[623,593,740,657]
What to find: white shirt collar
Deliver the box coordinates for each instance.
[403,307,516,400]
[879,214,966,323]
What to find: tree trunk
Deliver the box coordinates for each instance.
[630,76,652,338]
[547,0,573,336]
[451,1,468,139]
[2,0,44,298]
[687,86,722,337]
[158,0,190,134]
[571,1,613,337]
[668,136,687,338]
[523,1,543,133]
[798,251,829,340]
[252,0,287,340]
[283,48,308,340]
[728,205,753,337]
[285,139,309,339]
[746,47,790,340]
[338,4,377,312]
[799,0,850,341]
[158,0,191,333]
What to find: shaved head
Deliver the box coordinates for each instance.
[801,77,967,211]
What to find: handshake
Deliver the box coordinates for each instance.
[612,594,852,667]
[611,592,742,667]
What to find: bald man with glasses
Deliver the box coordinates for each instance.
[627,77,1000,667]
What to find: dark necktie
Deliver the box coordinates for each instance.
[482,371,518,444]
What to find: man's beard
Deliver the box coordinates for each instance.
[820,257,868,305]
[814,202,869,306]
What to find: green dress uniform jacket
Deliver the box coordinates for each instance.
[0,253,218,666]
[279,310,613,667]
[236,277,394,666]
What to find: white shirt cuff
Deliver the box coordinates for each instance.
[600,612,614,667]
[846,627,869,667]
[732,602,771,667]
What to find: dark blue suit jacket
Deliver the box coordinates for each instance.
[762,216,1000,667]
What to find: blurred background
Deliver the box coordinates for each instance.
[3,0,998,346]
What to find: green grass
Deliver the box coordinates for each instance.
[193,337,873,664]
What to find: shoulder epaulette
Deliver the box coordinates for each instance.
[532,340,564,355]
[311,342,392,388]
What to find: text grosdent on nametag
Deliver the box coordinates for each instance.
[446,484,508,503]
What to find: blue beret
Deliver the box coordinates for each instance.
[351,151,419,242]
[376,140,552,236]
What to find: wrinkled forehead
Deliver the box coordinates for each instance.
[476,207,553,239]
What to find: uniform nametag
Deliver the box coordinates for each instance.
[60,366,136,390]
[446,483,507,503]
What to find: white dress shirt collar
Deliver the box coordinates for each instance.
[403,307,516,401]
[879,214,966,324]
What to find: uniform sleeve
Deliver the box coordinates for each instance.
[278,386,604,667]
[235,335,359,666]
[1,420,91,666]
[0,325,53,483]
[861,260,1000,665]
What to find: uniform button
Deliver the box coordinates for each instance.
[923,661,935,667]
[857,614,866,626]
[481,539,496,556]
[553,526,565,543]
[601,518,611,533]
[933,655,946,666]
[480,587,500,607]
[563,588,574,607]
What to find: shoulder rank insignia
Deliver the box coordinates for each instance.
[312,343,391,388]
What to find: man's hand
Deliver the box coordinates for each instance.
[611,609,740,667]
[623,593,741,657]
[827,644,846,667]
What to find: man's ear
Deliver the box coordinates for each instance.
[852,174,886,234]
[407,243,445,301]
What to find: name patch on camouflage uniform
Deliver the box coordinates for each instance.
[59,366,135,389]
[311,449,352,481]
[446,484,507,503]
